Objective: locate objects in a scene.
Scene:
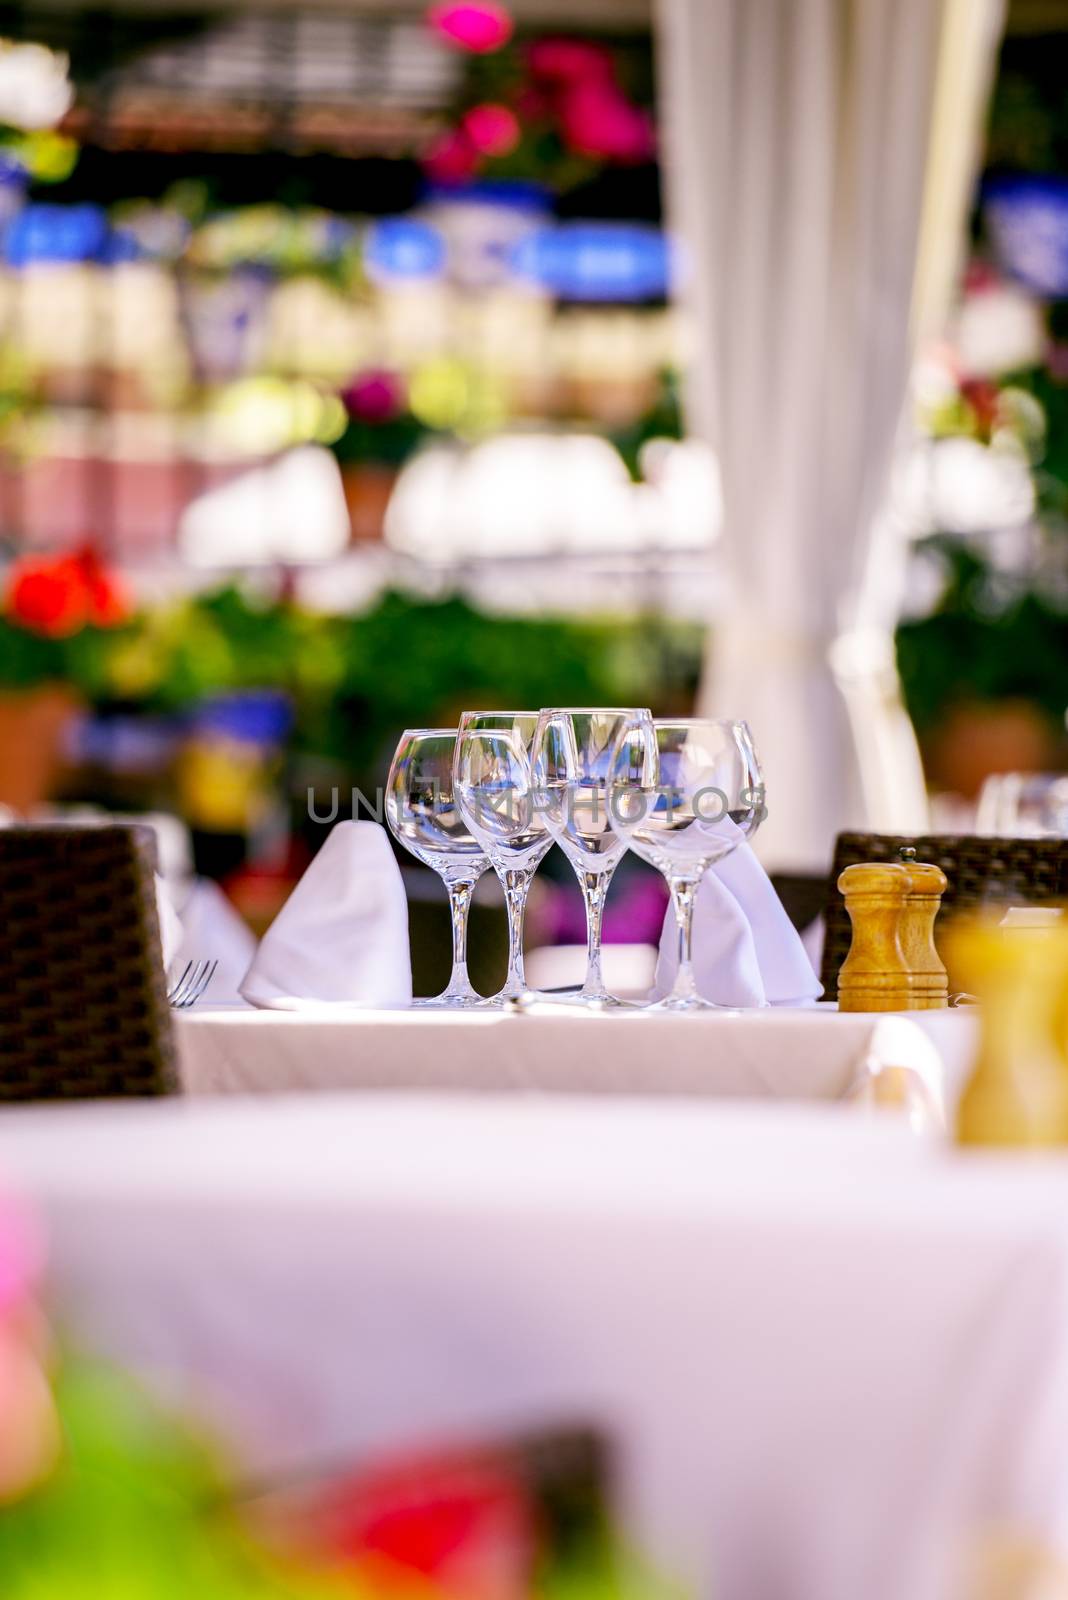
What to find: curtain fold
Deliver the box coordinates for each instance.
[656,0,1005,867]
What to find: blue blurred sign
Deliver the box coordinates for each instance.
[510,223,672,302]
[364,217,447,282]
[192,691,293,747]
[4,203,111,266]
[983,175,1068,299]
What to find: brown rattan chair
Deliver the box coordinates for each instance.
[770,872,827,937]
[0,825,177,1100]
[820,832,1068,999]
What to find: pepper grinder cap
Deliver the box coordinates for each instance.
[838,862,911,897]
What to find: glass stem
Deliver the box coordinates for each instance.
[443,879,476,999]
[500,867,531,998]
[668,875,700,1004]
[580,867,612,1000]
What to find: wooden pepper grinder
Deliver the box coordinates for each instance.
[837,862,913,1011]
[897,847,949,1010]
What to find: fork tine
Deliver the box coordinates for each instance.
[172,959,217,1009]
[177,960,206,1009]
[187,959,217,1006]
[167,960,194,1006]
[173,968,198,1007]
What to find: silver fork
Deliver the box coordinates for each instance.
[167,959,218,1009]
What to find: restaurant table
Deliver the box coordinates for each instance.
[174,1003,977,1123]
[1,1092,1062,1600]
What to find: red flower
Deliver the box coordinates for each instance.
[960,377,1001,439]
[560,82,654,162]
[428,2,513,53]
[963,260,1000,296]
[527,37,614,83]
[462,102,520,158]
[4,547,129,638]
[340,370,406,424]
[423,127,480,184]
[73,546,129,628]
[301,1449,537,1590]
[6,557,88,638]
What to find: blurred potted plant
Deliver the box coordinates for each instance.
[419,34,655,294]
[0,546,128,812]
[329,371,431,543]
[0,1182,670,1600]
[176,204,361,386]
[423,35,654,194]
[892,283,1068,799]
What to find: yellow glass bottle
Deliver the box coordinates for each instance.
[948,917,1068,1148]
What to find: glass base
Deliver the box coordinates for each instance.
[477,984,560,1010]
[411,991,485,1010]
[531,987,641,1010]
[644,993,736,1013]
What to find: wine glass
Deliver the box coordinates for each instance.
[531,707,654,1006]
[386,728,489,1008]
[976,772,1068,837]
[453,712,553,1001]
[610,717,765,1011]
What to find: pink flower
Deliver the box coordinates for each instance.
[0,1322,58,1504]
[341,370,406,424]
[0,1190,55,1506]
[422,127,480,184]
[462,102,520,158]
[0,1191,43,1319]
[527,37,614,82]
[963,259,1000,295]
[560,81,654,162]
[515,85,551,121]
[427,2,513,53]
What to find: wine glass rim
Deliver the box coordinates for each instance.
[537,706,652,716]
[651,716,751,728]
[459,710,539,719]
[399,726,458,738]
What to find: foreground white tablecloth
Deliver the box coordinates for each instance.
[175,1005,976,1122]
[1,1093,1064,1600]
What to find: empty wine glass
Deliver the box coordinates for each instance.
[976,772,1068,837]
[531,707,654,1006]
[454,713,553,1001]
[610,717,765,1011]
[386,728,489,1008]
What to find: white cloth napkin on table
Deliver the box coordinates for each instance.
[155,877,185,970]
[171,878,258,1004]
[240,821,412,1010]
[654,843,822,1007]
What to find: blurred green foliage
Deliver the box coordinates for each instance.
[319,590,703,776]
[896,354,1068,733]
[895,538,1068,732]
[0,1363,347,1600]
[610,372,683,483]
[0,1360,680,1600]
[92,585,703,779]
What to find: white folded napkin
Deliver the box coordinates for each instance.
[240,821,412,1010]
[653,843,822,1007]
[155,876,185,970]
[175,878,258,1004]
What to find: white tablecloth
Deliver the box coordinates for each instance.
[175,1005,976,1123]
[1,1093,1064,1600]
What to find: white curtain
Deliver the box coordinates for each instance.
[656,0,1005,867]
